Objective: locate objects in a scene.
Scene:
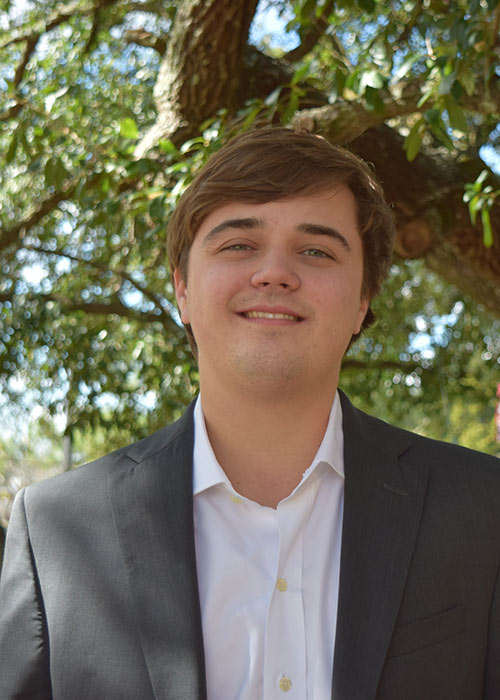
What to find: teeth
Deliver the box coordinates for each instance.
[245,311,299,321]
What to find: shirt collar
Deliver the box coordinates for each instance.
[192,392,345,498]
[192,395,229,496]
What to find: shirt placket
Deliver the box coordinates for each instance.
[262,482,315,699]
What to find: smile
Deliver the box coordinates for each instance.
[243,311,301,321]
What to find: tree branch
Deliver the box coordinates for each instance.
[0,185,78,253]
[0,100,25,122]
[1,0,123,119]
[484,2,500,95]
[136,0,260,156]
[393,1,424,48]
[124,28,167,54]
[347,124,500,318]
[13,35,39,88]
[38,293,167,325]
[284,0,335,62]
[0,1,84,49]
[22,243,176,330]
[0,167,144,253]
[291,79,500,145]
[83,4,102,54]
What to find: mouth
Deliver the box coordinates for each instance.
[240,310,303,322]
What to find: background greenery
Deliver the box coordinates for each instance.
[1,0,499,528]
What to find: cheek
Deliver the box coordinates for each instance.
[186,274,232,325]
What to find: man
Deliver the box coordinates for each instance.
[0,127,499,700]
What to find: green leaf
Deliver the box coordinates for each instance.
[6,133,18,164]
[240,100,266,130]
[44,157,69,188]
[149,194,165,222]
[179,137,205,154]
[417,84,434,108]
[467,196,479,225]
[444,96,467,133]
[458,70,475,96]
[100,173,110,194]
[364,86,384,113]
[119,118,139,140]
[299,0,317,21]
[345,68,361,93]
[170,174,190,199]
[424,108,454,150]
[158,139,179,155]
[291,62,311,86]
[404,119,425,161]
[473,170,490,190]
[357,0,375,11]
[393,54,420,82]
[438,70,457,96]
[334,69,346,97]
[360,69,385,91]
[481,208,494,247]
[282,86,303,122]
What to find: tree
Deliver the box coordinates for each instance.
[0,0,499,459]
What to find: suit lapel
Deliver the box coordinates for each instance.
[108,403,206,700]
[333,393,429,700]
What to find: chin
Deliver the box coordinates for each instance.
[229,349,308,384]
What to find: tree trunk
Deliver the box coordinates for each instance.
[136,0,259,156]
[137,0,500,315]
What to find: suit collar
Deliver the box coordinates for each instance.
[109,402,206,700]
[333,392,429,700]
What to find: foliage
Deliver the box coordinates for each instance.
[0,0,499,481]
[463,169,500,247]
[342,259,500,457]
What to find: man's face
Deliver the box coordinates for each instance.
[174,187,369,396]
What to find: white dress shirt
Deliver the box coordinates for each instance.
[193,393,345,699]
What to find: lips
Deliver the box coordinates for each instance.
[243,311,301,321]
[238,305,304,322]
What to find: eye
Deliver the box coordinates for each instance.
[301,248,333,259]
[220,241,254,252]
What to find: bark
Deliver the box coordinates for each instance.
[136,0,260,156]
[134,0,500,316]
[347,126,500,317]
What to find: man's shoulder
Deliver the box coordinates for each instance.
[22,402,196,507]
[341,391,500,474]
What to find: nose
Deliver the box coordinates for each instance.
[250,250,300,290]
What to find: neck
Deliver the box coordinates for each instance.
[199,379,337,507]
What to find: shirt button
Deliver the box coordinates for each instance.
[276,577,288,592]
[279,676,292,692]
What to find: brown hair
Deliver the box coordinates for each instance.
[167,126,395,353]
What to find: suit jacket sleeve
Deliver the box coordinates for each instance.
[0,488,52,699]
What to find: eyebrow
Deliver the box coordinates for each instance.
[202,217,352,252]
[297,223,352,252]
[202,218,263,246]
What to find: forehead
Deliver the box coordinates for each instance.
[193,187,360,242]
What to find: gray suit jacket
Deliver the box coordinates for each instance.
[1,392,499,699]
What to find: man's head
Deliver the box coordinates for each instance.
[167,127,395,355]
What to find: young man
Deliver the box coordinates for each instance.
[1,128,499,700]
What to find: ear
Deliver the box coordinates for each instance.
[173,268,190,324]
[353,296,370,335]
